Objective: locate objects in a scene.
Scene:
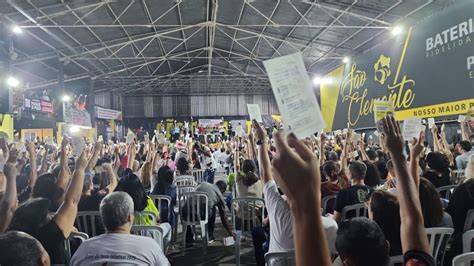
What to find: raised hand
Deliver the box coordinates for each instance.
[410,131,425,159]
[252,120,266,141]
[7,145,18,164]
[382,115,405,154]
[272,131,321,204]
[75,150,88,170]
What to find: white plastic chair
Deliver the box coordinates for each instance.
[436,185,457,201]
[149,195,172,222]
[321,194,337,214]
[65,232,89,260]
[425,227,454,265]
[175,176,196,187]
[179,192,209,255]
[134,210,157,225]
[231,197,265,266]
[452,252,474,266]
[463,230,474,253]
[75,211,103,237]
[464,209,474,231]
[389,255,403,266]
[264,251,295,266]
[130,225,164,251]
[192,170,206,184]
[341,203,367,221]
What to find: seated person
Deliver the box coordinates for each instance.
[116,170,172,248]
[422,152,450,188]
[333,161,374,223]
[151,166,177,227]
[70,192,169,265]
[0,231,50,266]
[78,163,117,211]
[183,180,234,243]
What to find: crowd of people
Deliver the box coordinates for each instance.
[0,114,473,265]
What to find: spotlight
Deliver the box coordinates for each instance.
[342,57,350,64]
[391,26,403,36]
[11,25,23,34]
[62,95,71,102]
[313,76,322,85]
[69,125,80,133]
[6,76,19,87]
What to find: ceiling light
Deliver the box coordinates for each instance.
[6,76,19,87]
[342,57,350,64]
[11,25,23,34]
[391,26,403,36]
[313,76,332,85]
[62,95,71,102]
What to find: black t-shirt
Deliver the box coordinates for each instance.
[422,170,450,188]
[17,186,32,203]
[33,220,67,265]
[334,185,374,213]
[78,194,103,211]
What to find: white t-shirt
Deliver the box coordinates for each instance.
[70,233,169,266]
[264,180,294,253]
[263,180,338,254]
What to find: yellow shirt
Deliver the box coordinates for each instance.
[134,196,159,225]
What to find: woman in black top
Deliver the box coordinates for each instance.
[422,152,450,188]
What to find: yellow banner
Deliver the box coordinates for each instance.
[395,99,474,120]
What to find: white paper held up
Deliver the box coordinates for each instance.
[263,52,325,139]
[428,118,435,129]
[223,236,235,246]
[71,136,85,157]
[402,117,422,140]
[247,104,263,123]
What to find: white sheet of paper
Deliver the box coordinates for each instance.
[351,151,359,158]
[223,236,235,246]
[441,123,445,132]
[264,52,325,139]
[402,117,422,140]
[126,132,135,144]
[458,115,466,123]
[98,135,103,143]
[71,136,85,157]
[428,118,435,128]
[373,100,394,133]
[247,104,263,123]
[342,128,348,135]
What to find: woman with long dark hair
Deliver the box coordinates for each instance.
[151,166,177,227]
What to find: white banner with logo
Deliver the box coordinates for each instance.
[96,106,122,120]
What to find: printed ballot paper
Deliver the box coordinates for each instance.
[247,104,263,123]
[126,131,135,144]
[71,136,85,157]
[402,117,422,140]
[263,53,325,138]
[373,100,394,133]
[428,118,435,129]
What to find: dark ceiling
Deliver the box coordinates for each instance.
[1,0,452,95]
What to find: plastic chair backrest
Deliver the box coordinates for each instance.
[264,251,295,266]
[179,192,209,224]
[177,185,196,198]
[454,170,466,178]
[425,227,454,265]
[341,203,367,221]
[321,194,337,214]
[65,232,89,260]
[149,195,172,222]
[134,210,157,225]
[75,211,102,237]
[231,197,265,236]
[388,255,403,266]
[175,176,195,187]
[464,209,474,232]
[436,185,457,201]
[463,230,474,253]
[452,252,474,266]
[192,170,206,184]
[130,225,164,250]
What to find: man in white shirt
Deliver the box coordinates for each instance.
[70,192,169,266]
[253,121,338,259]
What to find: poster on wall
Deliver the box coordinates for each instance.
[96,106,122,120]
[63,102,92,128]
[320,0,474,131]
